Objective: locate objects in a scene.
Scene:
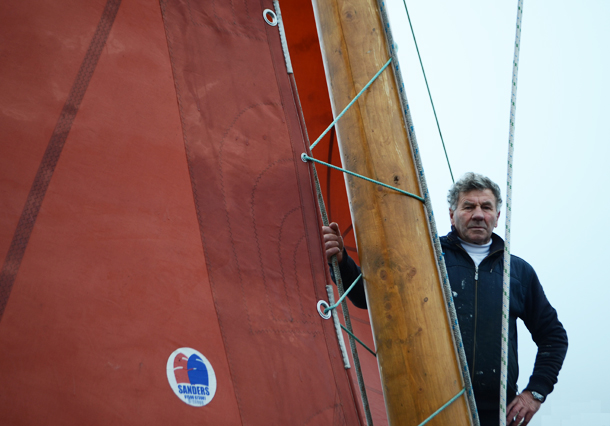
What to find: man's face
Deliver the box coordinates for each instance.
[450,189,500,245]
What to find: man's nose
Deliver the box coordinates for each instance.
[472,207,485,219]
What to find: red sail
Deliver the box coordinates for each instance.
[0,0,385,424]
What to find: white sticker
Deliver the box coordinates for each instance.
[166,348,217,407]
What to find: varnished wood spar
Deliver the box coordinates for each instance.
[311,1,473,425]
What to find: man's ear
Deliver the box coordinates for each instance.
[495,211,501,227]
[449,209,455,226]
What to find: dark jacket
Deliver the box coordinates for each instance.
[331,230,568,411]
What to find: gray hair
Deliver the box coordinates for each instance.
[447,172,502,211]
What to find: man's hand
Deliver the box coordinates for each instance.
[506,391,542,426]
[322,222,344,263]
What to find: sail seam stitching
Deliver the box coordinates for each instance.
[158,1,246,423]
[0,0,122,322]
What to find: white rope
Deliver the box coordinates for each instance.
[273,1,293,74]
[500,1,523,424]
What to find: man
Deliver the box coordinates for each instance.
[323,172,567,426]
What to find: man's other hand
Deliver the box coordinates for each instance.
[506,391,542,426]
[322,222,344,263]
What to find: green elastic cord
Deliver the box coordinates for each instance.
[418,388,466,426]
[324,274,362,314]
[310,58,393,150]
[301,154,424,202]
[340,324,376,357]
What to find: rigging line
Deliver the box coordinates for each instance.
[340,324,377,357]
[287,65,374,424]
[301,154,424,202]
[285,70,352,370]
[324,274,362,313]
[309,58,393,150]
[500,1,523,424]
[400,0,454,183]
[313,164,374,426]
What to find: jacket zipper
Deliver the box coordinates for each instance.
[451,237,504,382]
[471,265,479,380]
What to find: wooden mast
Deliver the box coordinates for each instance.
[311,0,473,424]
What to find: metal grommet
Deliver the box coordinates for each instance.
[301,153,308,162]
[317,300,332,319]
[263,9,277,26]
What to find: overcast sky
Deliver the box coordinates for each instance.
[384,0,610,424]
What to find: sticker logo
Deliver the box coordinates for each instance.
[166,348,217,407]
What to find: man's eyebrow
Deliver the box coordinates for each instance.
[461,199,494,206]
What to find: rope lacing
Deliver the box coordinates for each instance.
[340,324,377,357]
[310,58,392,150]
[300,2,499,423]
[304,51,470,424]
[301,154,423,201]
[322,274,362,314]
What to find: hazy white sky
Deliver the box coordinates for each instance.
[384,0,610,424]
